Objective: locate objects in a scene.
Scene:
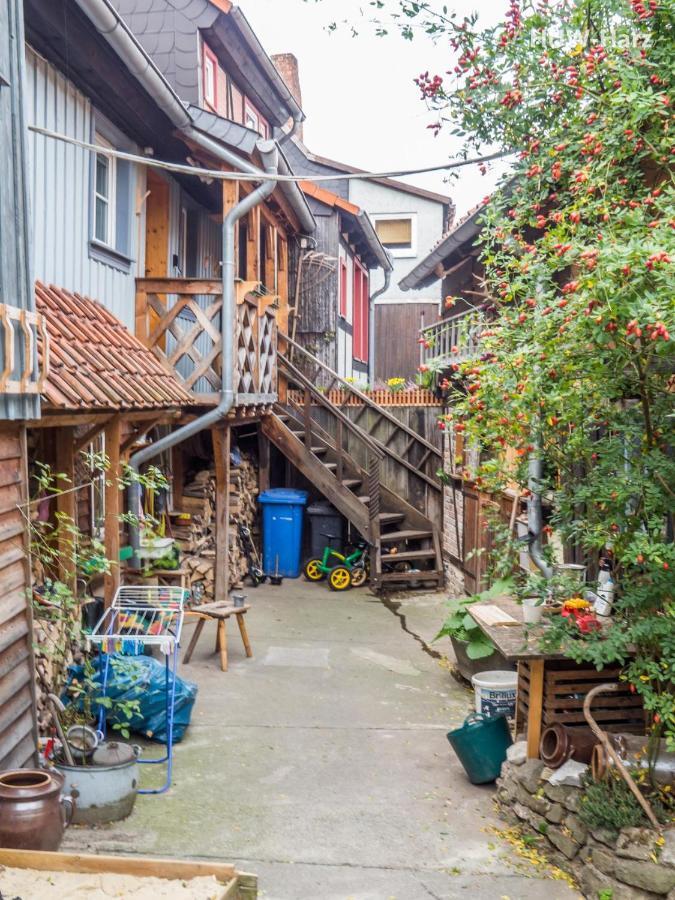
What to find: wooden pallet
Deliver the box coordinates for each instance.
[516,659,646,736]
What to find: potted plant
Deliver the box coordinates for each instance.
[436,580,515,681]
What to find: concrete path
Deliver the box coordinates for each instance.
[64,581,580,899]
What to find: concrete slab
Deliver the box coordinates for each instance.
[63,580,580,898]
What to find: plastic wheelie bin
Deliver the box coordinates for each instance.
[258,488,308,578]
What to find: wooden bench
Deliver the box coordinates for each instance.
[183,601,252,672]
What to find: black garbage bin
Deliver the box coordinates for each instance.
[307,503,345,558]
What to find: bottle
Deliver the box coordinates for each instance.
[594,560,615,618]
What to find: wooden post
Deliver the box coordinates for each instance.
[213,423,231,603]
[54,427,77,594]
[171,444,185,511]
[258,429,270,494]
[104,416,121,609]
[526,658,545,759]
[246,207,259,283]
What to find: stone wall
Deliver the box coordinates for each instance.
[497,752,675,898]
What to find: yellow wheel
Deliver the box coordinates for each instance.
[304,558,326,581]
[328,566,352,592]
[350,565,368,588]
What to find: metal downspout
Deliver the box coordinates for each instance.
[368,266,392,382]
[127,141,279,567]
[527,432,553,578]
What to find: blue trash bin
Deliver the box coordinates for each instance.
[258,489,308,578]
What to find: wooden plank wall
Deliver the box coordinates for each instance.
[374,302,440,382]
[0,423,37,770]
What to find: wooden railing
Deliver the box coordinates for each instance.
[0,303,49,395]
[419,309,485,367]
[135,278,278,406]
[282,333,442,493]
[279,353,383,555]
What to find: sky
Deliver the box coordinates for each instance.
[237,0,507,217]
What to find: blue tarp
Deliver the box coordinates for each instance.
[67,655,198,744]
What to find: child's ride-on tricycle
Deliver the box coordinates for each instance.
[303,535,369,591]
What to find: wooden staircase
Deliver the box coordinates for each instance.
[261,338,444,590]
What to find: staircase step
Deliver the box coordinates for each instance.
[381,548,438,563]
[380,529,432,543]
[311,446,327,456]
[357,495,370,504]
[377,569,444,584]
[378,512,405,525]
[323,462,337,471]
[342,479,362,490]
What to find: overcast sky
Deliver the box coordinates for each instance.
[237,0,506,216]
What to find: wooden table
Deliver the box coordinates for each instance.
[183,601,253,672]
[467,595,557,760]
[467,596,643,760]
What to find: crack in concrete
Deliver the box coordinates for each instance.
[376,595,443,661]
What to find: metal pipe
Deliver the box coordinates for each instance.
[127,141,279,567]
[367,264,392,382]
[527,443,553,578]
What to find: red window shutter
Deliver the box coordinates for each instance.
[339,259,347,318]
[352,263,362,357]
[361,270,369,364]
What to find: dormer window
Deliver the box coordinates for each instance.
[202,43,217,108]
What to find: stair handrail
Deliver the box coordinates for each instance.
[280,332,442,462]
[279,355,384,459]
[279,354,383,554]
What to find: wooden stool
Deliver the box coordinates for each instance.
[183,601,252,672]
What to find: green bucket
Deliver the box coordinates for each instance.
[447,713,513,784]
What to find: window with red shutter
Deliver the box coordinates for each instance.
[339,259,347,318]
[202,43,218,110]
[352,262,370,363]
[352,262,362,357]
[361,269,369,364]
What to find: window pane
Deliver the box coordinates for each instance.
[375,218,412,248]
[95,197,108,243]
[95,155,109,198]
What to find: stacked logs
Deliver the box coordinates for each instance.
[173,452,260,601]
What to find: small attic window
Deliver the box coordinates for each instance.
[202,43,217,108]
[373,215,416,257]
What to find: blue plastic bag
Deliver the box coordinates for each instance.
[67,655,198,744]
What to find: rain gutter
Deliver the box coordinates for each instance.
[368,260,393,382]
[127,141,279,567]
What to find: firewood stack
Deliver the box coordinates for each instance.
[173,451,260,602]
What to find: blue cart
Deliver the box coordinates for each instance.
[258,488,308,578]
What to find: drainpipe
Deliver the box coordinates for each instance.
[127,140,279,567]
[368,265,392,383]
[527,430,553,578]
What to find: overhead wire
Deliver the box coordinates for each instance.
[28,125,510,185]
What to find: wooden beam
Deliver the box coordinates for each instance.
[171,443,185,511]
[119,415,165,454]
[246,207,259,283]
[258,428,270,494]
[526,658,544,759]
[212,424,231,603]
[54,427,77,594]
[104,416,122,609]
[28,410,183,428]
[74,418,113,454]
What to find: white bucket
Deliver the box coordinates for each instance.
[471,670,518,719]
[522,597,544,624]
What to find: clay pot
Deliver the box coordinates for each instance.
[0,768,73,850]
[539,723,597,768]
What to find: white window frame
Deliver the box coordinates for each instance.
[244,100,259,133]
[93,134,116,248]
[203,54,216,107]
[372,212,417,259]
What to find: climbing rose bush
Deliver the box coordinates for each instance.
[368,0,675,748]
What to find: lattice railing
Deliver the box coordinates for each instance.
[135,278,277,406]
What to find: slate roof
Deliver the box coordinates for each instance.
[35,282,195,411]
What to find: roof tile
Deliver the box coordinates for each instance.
[35,281,195,411]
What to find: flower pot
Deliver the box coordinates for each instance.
[450,636,515,682]
[0,769,73,851]
[522,597,544,625]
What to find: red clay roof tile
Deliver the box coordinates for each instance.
[36,281,195,411]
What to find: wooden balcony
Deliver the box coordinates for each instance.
[135,278,278,407]
[419,308,485,369]
[0,303,49,395]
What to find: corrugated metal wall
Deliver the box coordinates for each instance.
[25,46,139,330]
[0,424,37,770]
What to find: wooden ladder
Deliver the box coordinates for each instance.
[261,344,444,590]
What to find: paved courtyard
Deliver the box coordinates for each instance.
[64,580,580,899]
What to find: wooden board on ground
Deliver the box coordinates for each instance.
[0,848,257,898]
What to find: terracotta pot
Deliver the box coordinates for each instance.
[0,768,73,850]
[539,723,597,768]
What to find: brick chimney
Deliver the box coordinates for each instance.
[271,53,303,141]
